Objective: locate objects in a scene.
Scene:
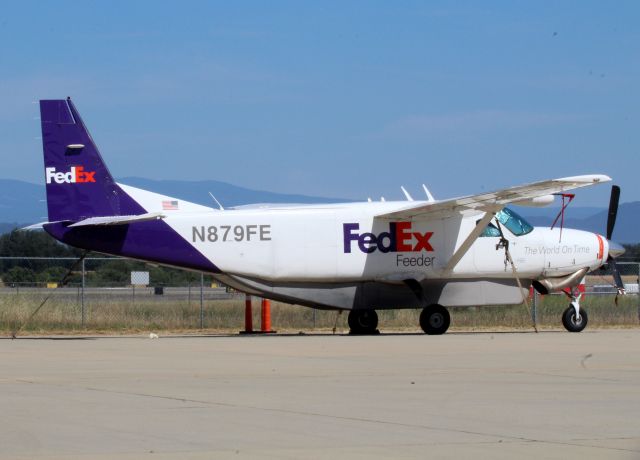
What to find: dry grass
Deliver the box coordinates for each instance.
[0,289,638,335]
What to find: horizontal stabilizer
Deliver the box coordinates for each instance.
[68,212,165,228]
[21,221,59,231]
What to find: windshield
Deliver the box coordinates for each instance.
[480,207,533,237]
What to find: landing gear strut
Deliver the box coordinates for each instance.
[348,309,379,335]
[562,289,588,332]
[419,304,451,335]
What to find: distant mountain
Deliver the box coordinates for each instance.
[1,178,638,243]
[0,222,26,234]
[0,179,47,223]
[0,177,348,229]
[512,206,604,220]
[118,177,348,208]
[516,202,640,244]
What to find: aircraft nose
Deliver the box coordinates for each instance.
[608,240,625,259]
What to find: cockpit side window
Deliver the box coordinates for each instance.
[479,207,534,237]
[480,222,501,237]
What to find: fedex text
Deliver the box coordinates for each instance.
[343,222,434,254]
[45,166,96,184]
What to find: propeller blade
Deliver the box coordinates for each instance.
[609,258,626,294]
[606,185,620,240]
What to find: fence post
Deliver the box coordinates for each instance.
[200,273,204,329]
[81,258,86,328]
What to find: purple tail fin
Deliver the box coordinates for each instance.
[40,98,144,222]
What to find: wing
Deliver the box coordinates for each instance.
[376,174,611,220]
[374,174,611,274]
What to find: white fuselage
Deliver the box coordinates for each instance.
[160,201,608,283]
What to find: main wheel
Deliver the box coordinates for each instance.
[348,309,379,334]
[420,304,451,335]
[562,306,588,332]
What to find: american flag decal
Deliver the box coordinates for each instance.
[162,200,179,210]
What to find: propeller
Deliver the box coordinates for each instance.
[607,185,620,240]
[605,185,625,294]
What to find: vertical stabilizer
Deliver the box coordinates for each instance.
[40,98,144,222]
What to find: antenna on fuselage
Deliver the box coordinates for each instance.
[208,192,225,210]
[380,197,386,202]
[400,186,414,201]
[422,184,435,202]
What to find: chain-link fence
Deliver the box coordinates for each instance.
[0,257,638,333]
[0,256,240,331]
[528,261,640,328]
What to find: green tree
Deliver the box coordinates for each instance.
[3,266,37,284]
[0,229,216,287]
[36,266,76,283]
[622,244,640,262]
[0,230,80,274]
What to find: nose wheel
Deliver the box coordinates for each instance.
[419,304,451,335]
[562,289,588,332]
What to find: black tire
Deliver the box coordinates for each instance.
[420,304,451,335]
[562,306,588,332]
[348,309,379,334]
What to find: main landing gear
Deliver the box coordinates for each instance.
[347,304,452,335]
[419,304,451,335]
[562,289,588,332]
[348,309,379,334]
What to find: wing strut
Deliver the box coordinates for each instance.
[443,207,501,274]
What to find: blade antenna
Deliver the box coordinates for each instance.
[400,186,414,201]
[208,192,225,210]
[422,184,435,202]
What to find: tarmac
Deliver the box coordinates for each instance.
[1,329,639,459]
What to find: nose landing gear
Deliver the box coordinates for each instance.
[562,289,588,332]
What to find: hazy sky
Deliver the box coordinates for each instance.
[1,1,638,206]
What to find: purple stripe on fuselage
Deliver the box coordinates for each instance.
[44,219,221,274]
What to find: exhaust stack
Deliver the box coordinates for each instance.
[532,267,589,295]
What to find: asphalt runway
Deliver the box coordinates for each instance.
[1,330,639,459]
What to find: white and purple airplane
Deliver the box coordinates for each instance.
[37,98,625,334]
